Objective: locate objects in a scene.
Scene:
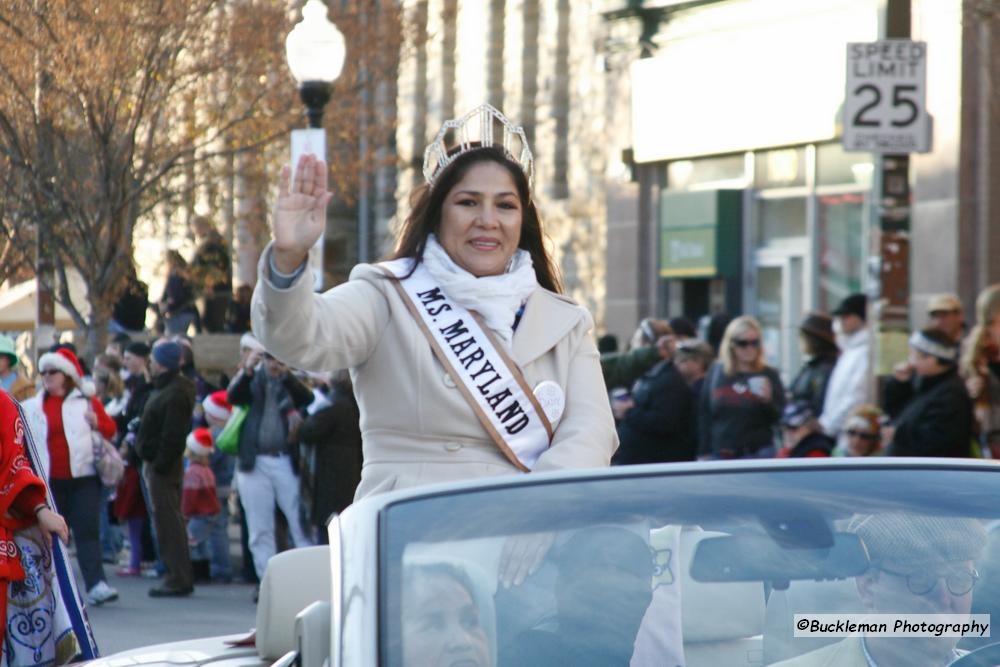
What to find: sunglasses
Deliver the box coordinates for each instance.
[846,429,880,441]
[40,369,63,377]
[731,338,760,349]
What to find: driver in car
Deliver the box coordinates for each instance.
[772,513,987,667]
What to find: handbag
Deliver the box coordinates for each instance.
[92,433,125,486]
[216,405,248,455]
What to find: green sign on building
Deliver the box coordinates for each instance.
[659,190,741,278]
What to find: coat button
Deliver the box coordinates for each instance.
[256,303,268,318]
[444,442,463,452]
[442,373,457,388]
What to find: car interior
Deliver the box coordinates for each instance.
[259,467,1000,666]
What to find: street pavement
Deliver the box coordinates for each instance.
[85,568,258,657]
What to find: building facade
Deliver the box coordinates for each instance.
[601,0,1000,376]
[393,0,612,321]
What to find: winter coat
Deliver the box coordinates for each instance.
[601,346,660,392]
[226,366,313,473]
[788,355,837,416]
[613,360,694,464]
[22,388,115,480]
[298,391,363,526]
[884,369,973,458]
[251,244,617,499]
[698,363,786,458]
[819,328,872,445]
[135,370,196,474]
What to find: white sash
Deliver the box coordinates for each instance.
[379,259,552,471]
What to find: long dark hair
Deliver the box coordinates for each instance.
[388,146,563,293]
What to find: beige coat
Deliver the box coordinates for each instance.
[769,636,868,667]
[770,635,964,667]
[251,249,618,499]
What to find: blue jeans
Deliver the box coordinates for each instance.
[208,493,232,580]
[187,514,215,561]
[99,483,123,560]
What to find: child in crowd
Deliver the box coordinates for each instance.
[182,428,222,582]
[201,391,236,582]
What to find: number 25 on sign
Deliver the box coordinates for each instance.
[843,40,931,154]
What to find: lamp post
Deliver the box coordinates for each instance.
[285,0,345,291]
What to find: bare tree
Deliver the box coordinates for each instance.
[0,0,405,358]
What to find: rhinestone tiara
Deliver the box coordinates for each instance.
[422,104,534,187]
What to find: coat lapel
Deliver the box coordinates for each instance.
[511,288,583,367]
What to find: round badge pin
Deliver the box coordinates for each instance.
[533,380,565,423]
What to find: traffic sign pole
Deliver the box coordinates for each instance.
[843,1,922,389]
[874,0,913,384]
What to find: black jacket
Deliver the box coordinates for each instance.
[298,391,363,525]
[117,373,153,465]
[698,363,786,458]
[788,355,837,416]
[227,367,313,472]
[884,369,972,458]
[135,371,196,474]
[613,360,694,464]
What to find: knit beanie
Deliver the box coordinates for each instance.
[152,341,182,372]
[125,341,151,358]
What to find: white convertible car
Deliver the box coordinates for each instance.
[86,459,1000,666]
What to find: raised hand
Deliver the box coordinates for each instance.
[271,154,333,273]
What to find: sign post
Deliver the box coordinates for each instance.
[843,23,929,385]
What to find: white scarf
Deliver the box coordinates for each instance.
[421,235,538,346]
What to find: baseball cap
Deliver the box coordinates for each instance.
[832,293,867,320]
[926,294,962,315]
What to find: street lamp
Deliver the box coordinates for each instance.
[285,0,345,291]
[285,0,346,129]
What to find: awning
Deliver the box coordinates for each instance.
[0,273,90,331]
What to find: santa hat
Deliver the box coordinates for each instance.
[240,332,264,353]
[202,390,232,423]
[38,348,95,397]
[186,427,214,456]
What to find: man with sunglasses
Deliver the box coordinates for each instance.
[774,513,987,666]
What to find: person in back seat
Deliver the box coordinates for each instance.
[400,561,495,667]
[771,513,986,667]
[500,527,653,666]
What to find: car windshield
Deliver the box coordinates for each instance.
[379,463,1000,667]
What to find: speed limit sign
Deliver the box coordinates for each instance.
[843,40,931,153]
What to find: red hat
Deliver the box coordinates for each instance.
[202,390,232,423]
[38,348,95,397]
[186,427,214,456]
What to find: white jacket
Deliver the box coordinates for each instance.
[22,389,98,480]
[819,327,872,444]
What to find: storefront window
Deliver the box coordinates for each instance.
[755,197,807,247]
[754,147,806,188]
[666,154,746,191]
[817,143,874,187]
[817,193,865,312]
[756,266,783,370]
